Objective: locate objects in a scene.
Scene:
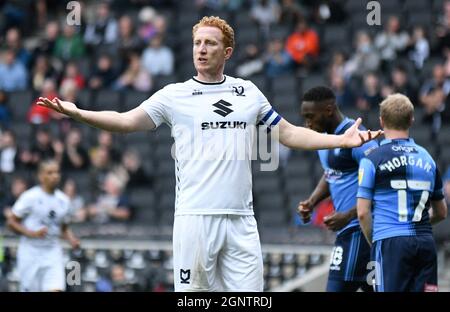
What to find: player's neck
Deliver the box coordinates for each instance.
[195,72,225,83]
[40,185,56,194]
[383,129,409,140]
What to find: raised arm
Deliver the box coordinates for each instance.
[37,97,155,133]
[278,118,382,150]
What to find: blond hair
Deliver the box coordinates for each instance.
[379,93,414,130]
[192,16,235,49]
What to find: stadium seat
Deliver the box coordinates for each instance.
[123,90,151,111]
[130,188,157,225]
[271,74,299,95]
[7,90,34,120]
[93,89,122,111]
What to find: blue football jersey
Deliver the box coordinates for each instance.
[318,117,378,235]
[357,138,444,242]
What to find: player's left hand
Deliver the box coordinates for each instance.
[341,118,383,148]
[323,212,350,231]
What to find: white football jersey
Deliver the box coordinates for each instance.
[12,186,72,247]
[140,75,281,215]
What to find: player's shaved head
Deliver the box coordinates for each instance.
[38,158,59,174]
[302,86,336,108]
[301,86,339,133]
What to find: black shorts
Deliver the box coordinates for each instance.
[371,235,438,292]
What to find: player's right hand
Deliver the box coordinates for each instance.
[30,227,48,238]
[297,199,313,223]
[37,97,80,119]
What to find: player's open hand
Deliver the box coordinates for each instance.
[30,227,48,238]
[323,212,350,231]
[297,199,313,223]
[37,97,80,119]
[341,118,383,148]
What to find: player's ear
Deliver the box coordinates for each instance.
[224,47,233,60]
[379,116,384,129]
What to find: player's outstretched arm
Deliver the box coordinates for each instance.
[356,198,372,245]
[37,97,155,133]
[278,118,383,150]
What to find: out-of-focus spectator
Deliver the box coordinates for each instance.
[444,167,450,206]
[60,61,85,91]
[419,64,450,132]
[285,18,319,68]
[88,173,131,223]
[344,31,380,79]
[250,0,280,38]
[0,130,19,174]
[27,127,62,169]
[114,15,143,71]
[436,0,450,54]
[27,78,59,125]
[235,43,264,78]
[1,176,28,224]
[63,178,87,223]
[31,54,57,92]
[311,0,347,25]
[96,264,136,292]
[374,15,409,65]
[328,51,347,81]
[382,65,417,104]
[84,1,118,51]
[120,149,152,189]
[34,21,60,57]
[0,91,11,129]
[88,54,117,90]
[138,6,158,44]
[53,24,86,62]
[115,52,152,92]
[89,146,113,199]
[330,73,355,108]
[278,0,303,28]
[264,37,294,78]
[60,127,90,171]
[357,73,383,111]
[408,26,429,70]
[91,130,122,164]
[4,27,32,68]
[141,34,174,76]
[0,49,28,92]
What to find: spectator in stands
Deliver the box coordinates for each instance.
[96,264,135,292]
[137,6,158,45]
[88,54,117,90]
[4,28,32,68]
[115,52,152,92]
[264,37,294,78]
[88,173,131,223]
[235,43,264,78]
[382,65,418,105]
[33,21,60,58]
[0,90,11,129]
[120,149,152,190]
[419,64,450,133]
[285,18,319,69]
[141,34,174,77]
[436,0,450,54]
[53,24,86,62]
[250,0,280,39]
[27,127,62,170]
[92,130,122,164]
[89,146,113,200]
[1,176,28,224]
[0,130,19,174]
[63,178,87,223]
[60,61,85,91]
[444,168,450,206]
[328,51,347,82]
[27,78,59,125]
[357,73,383,112]
[114,15,143,71]
[330,72,355,108]
[84,1,118,53]
[59,127,90,171]
[0,49,28,92]
[344,31,380,79]
[278,0,303,28]
[408,26,429,70]
[31,54,57,92]
[374,15,409,67]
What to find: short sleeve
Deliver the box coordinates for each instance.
[11,193,32,219]
[253,83,282,128]
[139,87,172,128]
[352,140,379,163]
[431,167,445,201]
[357,157,376,200]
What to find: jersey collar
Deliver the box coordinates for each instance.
[334,117,353,134]
[192,75,226,85]
[380,138,415,146]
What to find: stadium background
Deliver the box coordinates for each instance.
[0,0,449,292]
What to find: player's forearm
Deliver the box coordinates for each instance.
[281,126,345,150]
[7,219,34,238]
[62,227,76,242]
[430,199,448,225]
[357,199,373,245]
[74,109,133,133]
[309,175,330,206]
